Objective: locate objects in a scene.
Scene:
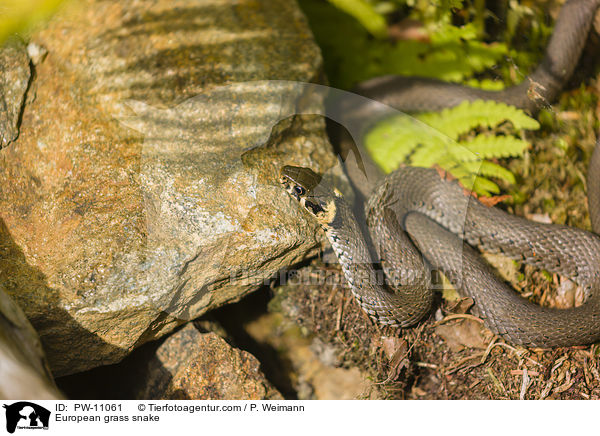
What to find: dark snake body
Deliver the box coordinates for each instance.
[283,0,600,347]
[367,167,600,346]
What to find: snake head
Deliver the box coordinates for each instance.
[279,165,338,225]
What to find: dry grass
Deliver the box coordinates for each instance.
[274,259,600,399]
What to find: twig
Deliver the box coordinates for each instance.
[335,293,344,331]
[511,369,539,376]
[415,362,438,369]
[432,313,484,326]
[482,340,543,367]
[519,367,531,400]
[446,352,485,375]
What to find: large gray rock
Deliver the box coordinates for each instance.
[0,0,340,375]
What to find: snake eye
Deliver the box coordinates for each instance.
[294,185,306,196]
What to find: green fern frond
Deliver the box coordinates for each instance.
[435,166,500,196]
[470,176,501,196]
[417,100,540,138]
[444,164,500,195]
[459,134,531,160]
[459,160,517,184]
[464,78,505,91]
[364,116,449,172]
[410,142,451,167]
[365,100,539,196]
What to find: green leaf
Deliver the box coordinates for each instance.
[460,160,517,184]
[464,78,505,91]
[459,134,531,159]
[410,142,451,167]
[471,176,501,196]
[416,100,540,138]
[298,0,510,89]
[326,0,388,38]
[365,100,539,196]
[0,0,67,44]
[364,115,452,172]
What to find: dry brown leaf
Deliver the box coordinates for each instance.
[435,319,490,352]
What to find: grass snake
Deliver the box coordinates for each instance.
[280,0,600,347]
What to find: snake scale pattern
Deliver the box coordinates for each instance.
[281,0,600,347]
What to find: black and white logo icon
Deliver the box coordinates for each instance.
[3,402,50,433]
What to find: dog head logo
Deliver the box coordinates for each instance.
[3,402,50,433]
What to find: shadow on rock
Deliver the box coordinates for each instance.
[0,218,126,377]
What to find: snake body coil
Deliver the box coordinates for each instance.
[280,0,600,347]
